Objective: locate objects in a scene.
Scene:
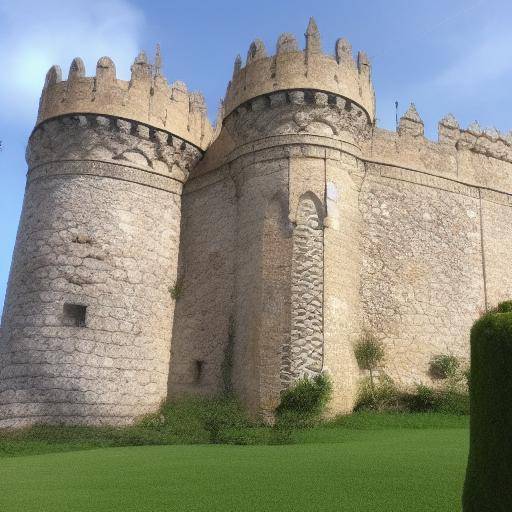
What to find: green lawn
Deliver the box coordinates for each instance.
[0,417,469,512]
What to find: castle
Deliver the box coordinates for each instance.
[1,19,511,427]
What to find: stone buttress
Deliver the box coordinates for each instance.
[0,52,212,427]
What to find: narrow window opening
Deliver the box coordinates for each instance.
[194,360,204,383]
[63,303,87,327]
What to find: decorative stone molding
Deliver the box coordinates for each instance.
[27,115,202,186]
[223,89,371,147]
[281,193,324,386]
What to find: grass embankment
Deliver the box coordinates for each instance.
[0,396,468,457]
[0,412,469,512]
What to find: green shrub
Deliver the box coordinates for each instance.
[408,384,437,412]
[405,384,469,415]
[436,389,469,415]
[275,373,332,428]
[354,375,401,412]
[168,279,183,300]
[353,376,469,415]
[463,303,512,511]
[494,300,512,313]
[138,395,257,444]
[354,330,385,387]
[429,354,460,379]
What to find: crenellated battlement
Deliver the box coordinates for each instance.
[223,18,375,122]
[395,104,512,165]
[438,115,512,163]
[37,50,214,150]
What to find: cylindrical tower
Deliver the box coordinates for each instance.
[190,18,375,417]
[0,53,212,427]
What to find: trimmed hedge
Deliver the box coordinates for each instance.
[463,305,512,511]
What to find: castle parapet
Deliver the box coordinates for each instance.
[223,18,376,122]
[37,51,213,150]
[438,115,512,163]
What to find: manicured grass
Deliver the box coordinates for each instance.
[0,414,469,512]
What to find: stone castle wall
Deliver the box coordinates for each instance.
[3,21,512,426]
[0,114,201,427]
[356,116,512,389]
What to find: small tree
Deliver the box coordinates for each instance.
[354,329,385,388]
[462,301,512,511]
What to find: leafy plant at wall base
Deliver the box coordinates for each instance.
[429,354,460,379]
[354,330,385,389]
[275,373,332,427]
[355,375,400,412]
[272,373,332,444]
[494,300,512,313]
[169,279,183,300]
[463,302,512,511]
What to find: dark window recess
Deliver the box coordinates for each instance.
[194,360,204,383]
[63,303,87,327]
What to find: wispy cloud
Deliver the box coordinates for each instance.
[432,29,512,94]
[0,0,144,122]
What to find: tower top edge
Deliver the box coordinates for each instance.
[37,51,214,151]
[223,18,375,121]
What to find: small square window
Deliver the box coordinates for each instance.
[63,303,87,327]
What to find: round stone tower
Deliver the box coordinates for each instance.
[200,18,375,416]
[0,52,212,427]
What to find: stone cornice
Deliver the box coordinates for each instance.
[28,114,202,185]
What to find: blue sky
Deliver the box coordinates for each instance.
[0,0,511,312]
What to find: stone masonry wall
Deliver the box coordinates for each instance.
[359,163,486,386]
[167,172,236,397]
[323,152,363,413]
[357,120,512,390]
[232,155,291,415]
[0,115,200,427]
[480,197,512,308]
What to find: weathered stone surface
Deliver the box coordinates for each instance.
[282,194,324,385]
[0,116,200,428]
[4,23,512,426]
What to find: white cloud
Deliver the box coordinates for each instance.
[0,0,144,122]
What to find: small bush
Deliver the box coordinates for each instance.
[494,300,512,313]
[137,395,256,444]
[354,375,400,412]
[354,330,385,387]
[408,384,437,411]
[275,373,332,428]
[463,367,471,390]
[405,384,469,415]
[436,389,470,415]
[429,354,460,379]
[354,377,469,415]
